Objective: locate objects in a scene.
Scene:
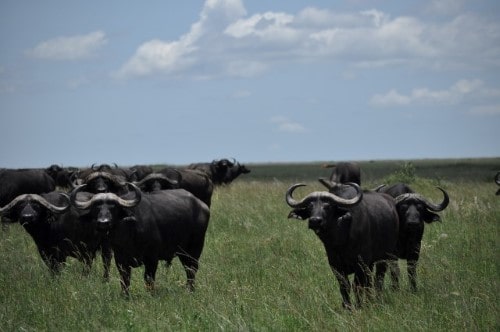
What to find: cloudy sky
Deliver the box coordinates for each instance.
[1,0,499,168]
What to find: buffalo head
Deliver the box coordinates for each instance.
[285,183,362,233]
[0,193,70,225]
[133,171,181,192]
[394,187,449,228]
[77,171,128,194]
[70,183,141,231]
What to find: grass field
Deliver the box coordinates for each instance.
[1,158,499,331]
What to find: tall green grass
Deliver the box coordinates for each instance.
[0,160,499,331]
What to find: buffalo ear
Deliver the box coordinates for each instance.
[288,208,309,220]
[423,210,441,223]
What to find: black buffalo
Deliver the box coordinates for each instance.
[74,170,129,194]
[45,164,79,188]
[0,169,56,222]
[224,161,251,184]
[133,172,180,192]
[70,183,210,295]
[319,162,361,189]
[73,164,134,186]
[0,192,111,279]
[495,172,500,195]
[129,165,154,182]
[188,158,235,185]
[286,183,399,308]
[377,183,449,291]
[158,168,214,206]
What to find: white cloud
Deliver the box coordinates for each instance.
[370,79,499,108]
[425,0,466,16]
[469,104,500,116]
[270,116,306,133]
[231,89,252,99]
[116,0,246,78]
[28,31,107,60]
[116,0,500,79]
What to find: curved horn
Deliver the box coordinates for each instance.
[71,183,141,210]
[84,171,127,186]
[0,194,32,214]
[114,183,142,207]
[495,171,500,185]
[285,183,308,208]
[395,187,449,212]
[425,187,449,212]
[373,184,386,192]
[69,172,81,189]
[70,184,92,210]
[286,183,363,208]
[134,173,178,188]
[26,193,70,214]
[318,177,334,190]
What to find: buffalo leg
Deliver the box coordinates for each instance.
[407,244,421,292]
[407,260,418,292]
[143,260,158,292]
[116,263,132,296]
[101,243,112,282]
[353,267,372,307]
[178,254,199,291]
[333,271,352,309]
[40,251,62,275]
[374,261,388,292]
[389,259,400,290]
[81,254,93,276]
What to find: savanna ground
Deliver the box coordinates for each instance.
[0,158,499,331]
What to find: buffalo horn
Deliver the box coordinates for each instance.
[394,187,449,212]
[71,183,142,210]
[0,194,32,214]
[286,183,363,208]
[134,173,178,188]
[0,193,70,214]
[84,172,127,186]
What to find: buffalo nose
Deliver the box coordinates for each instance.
[309,217,323,229]
[96,219,112,230]
[20,214,36,223]
[406,217,421,227]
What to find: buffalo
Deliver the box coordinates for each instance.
[129,165,154,182]
[188,158,235,185]
[377,183,449,291]
[70,183,210,295]
[319,162,361,189]
[286,183,399,308]
[0,168,56,226]
[132,172,180,192]
[225,161,251,184]
[495,172,500,195]
[74,170,128,194]
[157,168,214,207]
[45,164,79,189]
[0,192,111,279]
[73,164,134,186]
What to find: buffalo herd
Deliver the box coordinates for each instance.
[1,159,495,308]
[0,159,248,295]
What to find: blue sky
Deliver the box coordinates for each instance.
[1,0,499,168]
